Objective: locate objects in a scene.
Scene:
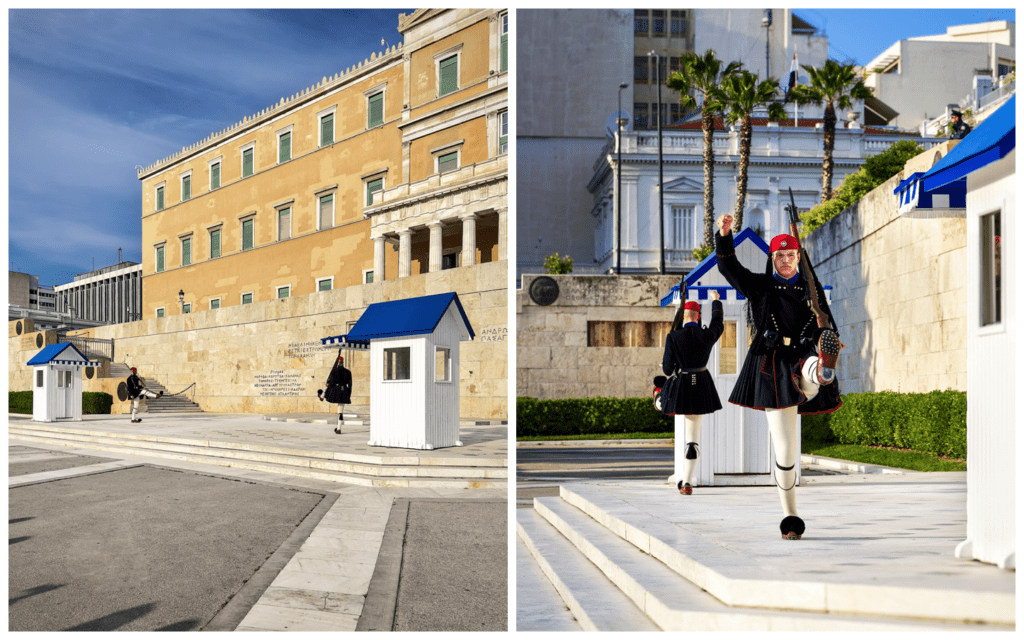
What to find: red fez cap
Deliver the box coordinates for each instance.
[131,367,137,372]
[770,234,800,253]
[683,301,701,312]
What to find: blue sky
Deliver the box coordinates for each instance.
[799,9,1016,66]
[9,9,412,287]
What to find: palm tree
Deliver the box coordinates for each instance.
[712,70,788,232]
[790,59,872,202]
[667,50,740,249]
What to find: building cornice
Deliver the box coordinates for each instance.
[364,170,506,220]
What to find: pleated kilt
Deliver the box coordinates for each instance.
[661,369,723,416]
[729,344,841,415]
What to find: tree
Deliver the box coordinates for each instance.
[543,252,574,274]
[712,70,788,232]
[790,59,872,202]
[667,50,741,250]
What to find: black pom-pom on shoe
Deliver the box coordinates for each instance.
[780,515,805,540]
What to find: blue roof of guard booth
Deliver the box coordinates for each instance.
[345,292,475,341]
[27,343,90,365]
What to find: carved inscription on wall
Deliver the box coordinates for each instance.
[285,340,333,358]
[253,370,304,396]
[480,326,507,343]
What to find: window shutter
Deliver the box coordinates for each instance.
[156,246,164,272]
[211,163,220,190]
[366,178,383,206]
[182,238,191,265]
[156,187,164,211]
[211,229,220,258]
[182,176,190,200]
[243,148,253,177]
[243,219,253,250]
[439,55,458,96]
[438,151,458,173]
[319,279,331,291]
[278,287,289,299]
[157,308,164,318]
[211,299,220,309]
[279,132,290,163]
[320,194,334,229]
[279,208,291,240]
[368,93,383,128]
[500,16,508,72]
[242,293,252,304]
[321,114,334,146]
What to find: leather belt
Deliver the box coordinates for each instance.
[678,367,707,374]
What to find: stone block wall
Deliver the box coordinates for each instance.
[517,274,679,400]
[804,142,966,394]
[10,261,508,419]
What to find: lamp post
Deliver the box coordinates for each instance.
[178,289,184,314]
[649,50,665,274]
[616,82,629,275]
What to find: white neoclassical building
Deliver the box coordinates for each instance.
[589,117,946,275]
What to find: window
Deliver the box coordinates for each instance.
[384,347,411,381]
[367,91,384,128]
[435,347,451,382]
[57,369,66,388]
[366,177,383,206]
[242,218,254,251]
[181,173,191,201]
[210,228,221,259]
[439,54,458,96]
[587,321,673,347]
[209,160,221,190]
[671,206,695,250]
[277,285,290,299]
[719,321,737,374]
[181,237,192,266]
[182,303,191,314]
[155,246,165,273]
[318,278,333,292]
[634,56,649,85]
[442,253,458,270]
[634,9,649,35]
[500,13,508,72]
[671,103,681,126]
[210,298,220,310]
[634,103,649,130]
[156,184,165,211]
[156,307,165,318]
[653,9,666,36]
[319,193,334,229]
[278,130,291,164]
[998,63,1011,79]
[499,111,508,154]
[364,270,374,284]
[242,293,253,305]
[35,370,43,387]
[981,210,1002,326]
[671,10,687,35]
[320,112,334,147]
[241,144,254,177]
[278,207,291,241]
[437,151,458,174]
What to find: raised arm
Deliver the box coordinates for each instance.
[714,214,762,299]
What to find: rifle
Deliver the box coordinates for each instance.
[785,188,831,330]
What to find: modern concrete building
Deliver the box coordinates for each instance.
[53,261,143,325]
[137,8,508,318]
[518,9,830,279]
[9,271,56,311]
[862,21,1015,131]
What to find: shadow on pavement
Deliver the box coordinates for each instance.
[64,603,157,631]
[9,583,65,606]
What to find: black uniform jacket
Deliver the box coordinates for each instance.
[660,299,724,416]
[126,374,143,399]
[324,362,352,404]
[715,230,842,414]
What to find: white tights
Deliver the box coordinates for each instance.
[764,356,822,517]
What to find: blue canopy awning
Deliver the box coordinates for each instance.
[320,335,371,350]
[920,95,1015,192]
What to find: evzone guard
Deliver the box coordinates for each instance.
[318,350,352,434]
[126,367,162,423]
[658,291,725,496]
[715,211,842,541]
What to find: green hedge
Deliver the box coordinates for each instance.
[8,391,113,415]
[802,390,966,459]
[517,396,673,438]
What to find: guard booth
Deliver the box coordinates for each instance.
[660,228,833,487]
[27,343,99,422]
[322,292,475,450]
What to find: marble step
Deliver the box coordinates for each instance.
[516,508,658,631]
[8,425,506,483]
[515,533,584,631]
[533,496,977,631]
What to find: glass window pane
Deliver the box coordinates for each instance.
[279,208,291,240]
[435,347,450,382]
[384,347,411,380]
[438,151,458,174]
[981,211,1002,326]
[320,194,334,229]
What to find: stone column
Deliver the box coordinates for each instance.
[373,235,386,283]
[428,222,443,273]
[497,208,508,261]
[398,230,412,278]
[461,213,477,267]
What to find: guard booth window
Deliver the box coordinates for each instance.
[36,371,43,388]
[384,347,411,381]
[980,210,1002,326]
[435,347,451,382]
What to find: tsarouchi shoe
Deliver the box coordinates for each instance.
[677,481,693,495]
[780,515,805,540]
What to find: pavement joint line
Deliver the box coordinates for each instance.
[355,498,409,631]
[9,461,145,488]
